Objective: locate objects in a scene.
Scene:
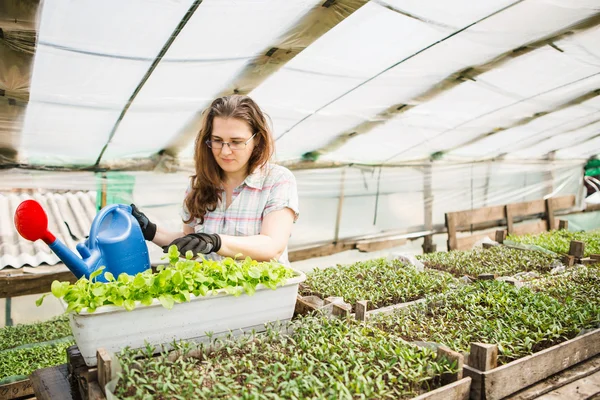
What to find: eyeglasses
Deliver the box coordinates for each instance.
[205,133,256,150]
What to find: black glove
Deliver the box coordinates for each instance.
[130,204,157,241]
[163,233,221,255]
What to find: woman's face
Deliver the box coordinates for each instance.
[210,117,256,177]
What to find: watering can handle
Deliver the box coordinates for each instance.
[87,204,133,249]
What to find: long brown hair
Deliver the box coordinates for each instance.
[184,95,274,224]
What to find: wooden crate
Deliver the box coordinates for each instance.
[463,327,600,400]
[29,363,78,400]
[413,377,471,400]
[66,345,107,400]
[0,378,34,400]
[62,333,468,400]
[354,297,426,322]
[445,195,575,251]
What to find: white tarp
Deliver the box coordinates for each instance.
[1,0,596,167]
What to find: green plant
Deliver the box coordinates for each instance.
[418,246,558,278]
[302,258,456,311]
[39,246,295,313]
[0,315,71,351]
[114,316,458,399]
[507,229,600,256]
[370,281,599,365]
[529,265,600,306]
[0,340,74,380]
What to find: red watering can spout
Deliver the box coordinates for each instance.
[14,200,56,244]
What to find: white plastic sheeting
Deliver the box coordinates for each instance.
[0,0,598,268]
[1,0,595,167]
[0,160,583,252]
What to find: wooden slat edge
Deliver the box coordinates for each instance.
[511,220,547,236]
[411,377,471,400]
[366,298,425,317]
[0,378,34,400]
[504,354,600,400]
[482,328,600,400]
[552,195,576,211]
[456,231,496,251]
[448,205,506,227]
[294,295,323,316]
[463,365,484,400]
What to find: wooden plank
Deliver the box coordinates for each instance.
[456,231,495,251]
[552,195,576,211]
[536,371,600,399]
[446,213,458,251]
[469,343,498,371]
[294,295,323,316]
[0,378,34,400]
[509,199,545,218]
[288,241,355,262]
[585,202,600,212]
[331,303,350,319]
[495,230,506,244]
[511,220,548,236]
[437,346,464,384]
[366,298,426,317]
[0,269,76,299]
[546,198,556,230]
[356,237,406,252]
[96,349,111,396]
[450,205,505,229]
[482,328,600,400]
[464,365,484,400]
[569,241,585,258]
[30,364,77,400]
[558,220,569,230]
[534,369,600,399]
[355,300,368,322]
[68,345,97,400]
[562,255,575,267]
[87,381,105,400]
[505,205,515,234]
[411,377,471,400]
[505,354,600,400]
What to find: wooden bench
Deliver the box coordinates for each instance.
[445,195,576,251]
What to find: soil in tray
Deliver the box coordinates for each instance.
[300,257,457,312]
[370,279,600,366]
[111,316,458,399]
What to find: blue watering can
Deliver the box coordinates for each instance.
[14,200,150,282]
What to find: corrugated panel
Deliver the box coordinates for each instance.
[0,190,97,269]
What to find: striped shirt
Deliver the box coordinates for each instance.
[180,163,299,265]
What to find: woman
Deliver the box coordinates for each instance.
[131,95,299,265]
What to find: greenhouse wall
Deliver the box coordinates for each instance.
[1,160,584,250]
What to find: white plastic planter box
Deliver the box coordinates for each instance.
[65,270,306,366]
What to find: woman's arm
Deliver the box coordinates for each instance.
[216,208,295,261]
[152,224,193,247]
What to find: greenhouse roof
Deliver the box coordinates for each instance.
[1,0,599,170]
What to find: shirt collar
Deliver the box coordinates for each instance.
[243,164,267,189]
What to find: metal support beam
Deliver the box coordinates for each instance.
[422,163,435,253]
[162,0,369,157]
[444,88,600,157]
[303,12,600,161]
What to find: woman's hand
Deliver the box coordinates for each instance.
[130,204,157,241]
[164,233,221,255]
